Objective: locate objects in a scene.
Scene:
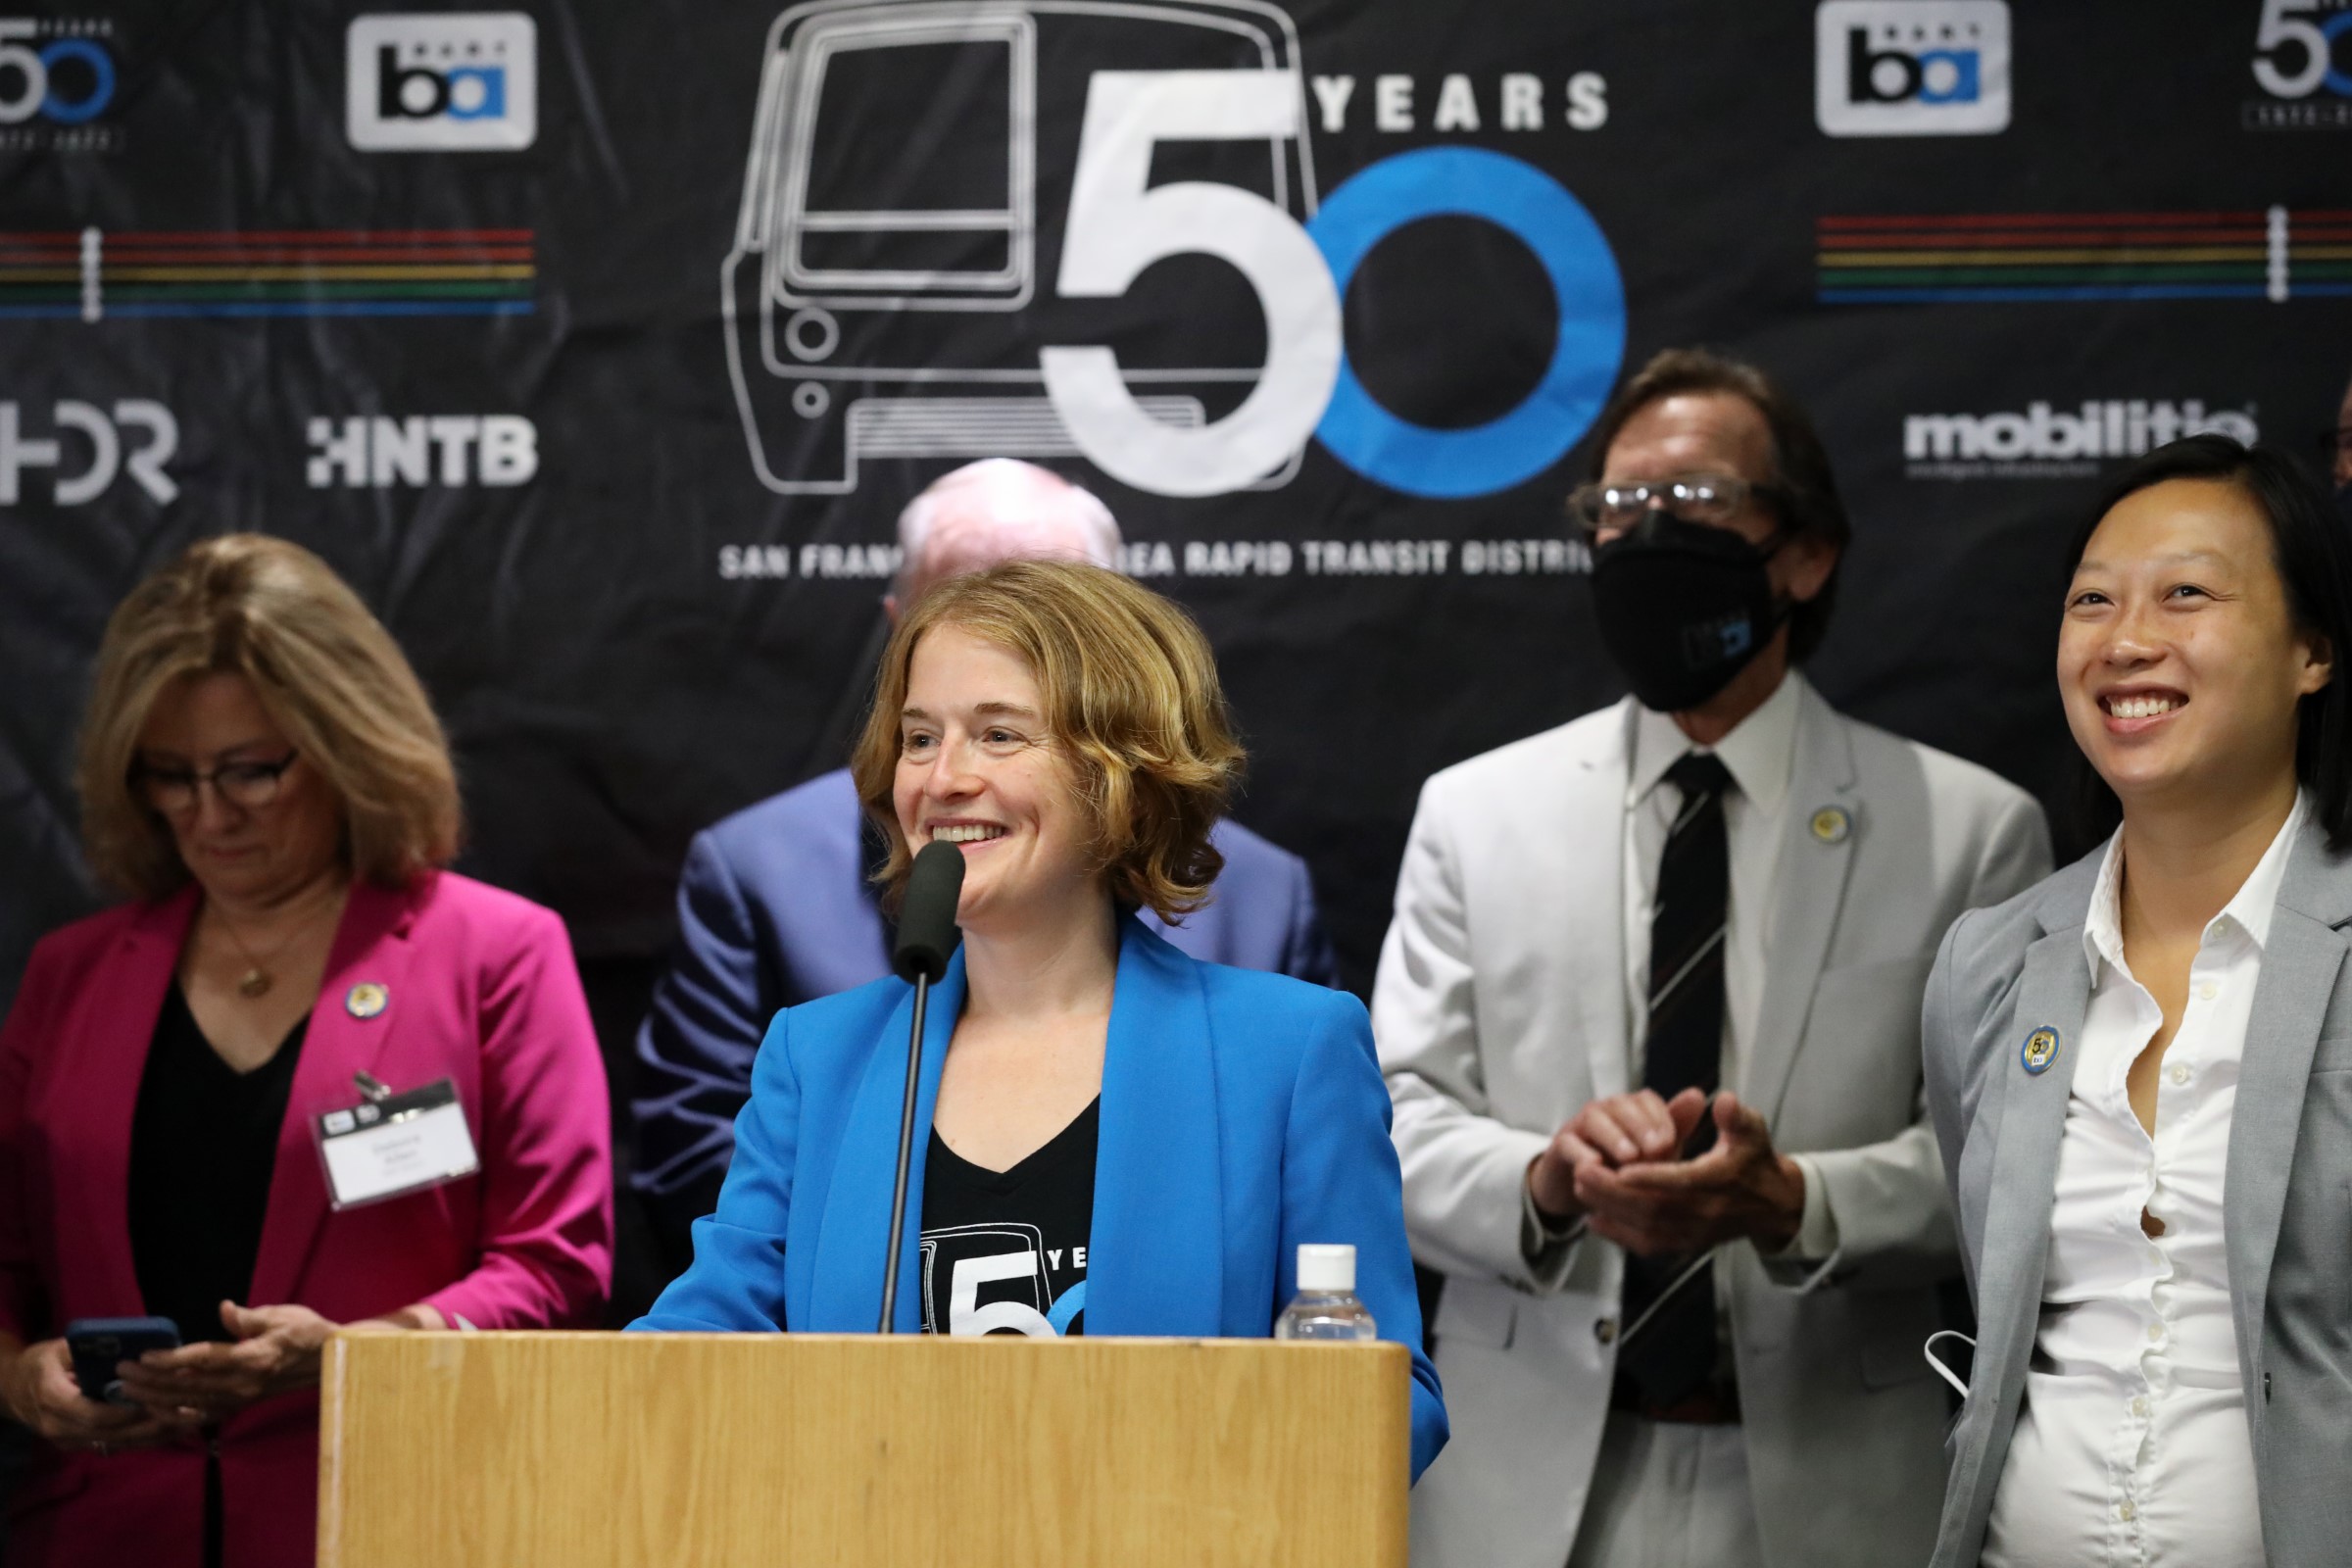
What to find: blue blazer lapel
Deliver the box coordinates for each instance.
[1087,921,1224,1337]
[807,953,962,1333]
[2226,823,2351,1392]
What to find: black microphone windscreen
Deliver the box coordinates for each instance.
[892,839,966,984]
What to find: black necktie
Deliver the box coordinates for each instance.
[1617,751,1730,1409]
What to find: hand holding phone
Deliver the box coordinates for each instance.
[65,1317,181,1405]
[0,1336,172,1452]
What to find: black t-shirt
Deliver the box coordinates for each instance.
[919,1098,1098,1339]
[126,985,309,1344]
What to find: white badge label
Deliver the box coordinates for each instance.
[313,1077,480,1209]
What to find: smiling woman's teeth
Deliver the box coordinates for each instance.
[2109,695,2182,719]
[931,824,1005,843]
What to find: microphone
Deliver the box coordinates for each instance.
[878,839,964,1332]
[892,839,966,986]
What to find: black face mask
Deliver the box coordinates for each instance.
[1588,511,1788,712]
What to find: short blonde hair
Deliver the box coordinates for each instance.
[76,534,462,899]
[851,561,1244,921]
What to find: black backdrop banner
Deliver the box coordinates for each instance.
[5,0,2349,1022]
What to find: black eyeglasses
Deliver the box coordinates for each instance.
[2320,427,2352,461]
[132,753,299,813]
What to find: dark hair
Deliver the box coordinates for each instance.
[1587,347,1851,661]
[2063,434,2352,850]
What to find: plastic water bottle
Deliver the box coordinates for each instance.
[1275,1244,1377,1342]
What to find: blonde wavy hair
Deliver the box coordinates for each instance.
[77,533,462,898]
[851,560,1245,921]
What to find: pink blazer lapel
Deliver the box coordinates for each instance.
[246,879,418,1307]
[60,889,199,1315]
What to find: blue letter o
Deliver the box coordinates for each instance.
[1307,147,1626,500]
[37,39,115,124]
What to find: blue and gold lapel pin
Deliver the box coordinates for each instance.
[2020,1025,2061,1075]
[345,982,389,1020]
[1810,805,1851,845]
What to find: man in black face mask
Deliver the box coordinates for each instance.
[1374,349,2052,1568]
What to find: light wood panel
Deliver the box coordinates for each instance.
[318,1332,1408,1568]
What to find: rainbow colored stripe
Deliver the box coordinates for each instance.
[1817,209,2352,304]
[0,227,535,318]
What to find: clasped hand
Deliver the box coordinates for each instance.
[1526,1087,1805,1257]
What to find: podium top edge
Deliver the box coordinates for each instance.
[332,1330,1406,1355]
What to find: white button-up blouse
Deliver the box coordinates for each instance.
[1981,794,2305,1568]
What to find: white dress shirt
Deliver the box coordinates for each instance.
[1981,794,2304,1568]
[1621,671,1799,1091]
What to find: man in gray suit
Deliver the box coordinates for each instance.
[1375,349,2050,1568]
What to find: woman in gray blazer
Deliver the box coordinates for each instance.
[1922,435,2352,1568]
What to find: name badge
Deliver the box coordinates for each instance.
[312,1075,480,1210]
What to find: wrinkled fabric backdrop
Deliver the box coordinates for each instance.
[2,0,2345,1312]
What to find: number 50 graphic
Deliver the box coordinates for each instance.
[725,31,1626,503]
[1044,71,1627,501]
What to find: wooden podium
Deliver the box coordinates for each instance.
[317,1332,1410,1568]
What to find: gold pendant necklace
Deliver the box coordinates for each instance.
[203,879,347,1004]
[211,906,295,1001]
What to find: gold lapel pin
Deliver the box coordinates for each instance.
[2021,1026,2060,1075]
[345,982,389,1020]
[1809,806,1851,845]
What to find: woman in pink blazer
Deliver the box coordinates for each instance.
[0,536,612,1568]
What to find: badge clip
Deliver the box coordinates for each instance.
[353,1071,393,1104]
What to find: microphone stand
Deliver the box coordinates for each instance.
[876,969,930,1334]
[875,837,962,1334]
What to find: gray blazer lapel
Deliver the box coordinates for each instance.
[1948,925,2092,1537]
[1747,685,1858,1118]
[2226,820,2352,1411]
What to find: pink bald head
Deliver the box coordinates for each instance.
[890,460,1123,616]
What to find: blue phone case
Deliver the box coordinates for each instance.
[64,1316,181,1405]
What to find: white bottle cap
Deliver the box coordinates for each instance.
[1297,1244,1356,1294]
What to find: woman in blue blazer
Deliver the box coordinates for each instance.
[634,561,1446,1481]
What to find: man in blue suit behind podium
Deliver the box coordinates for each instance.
[630,460,1339,1260]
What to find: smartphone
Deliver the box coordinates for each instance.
[64,1317,180,1405]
